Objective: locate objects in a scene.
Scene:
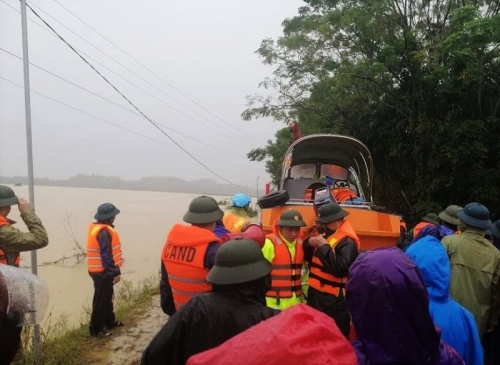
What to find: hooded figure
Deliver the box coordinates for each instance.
[406,236,483,365]
[142,239,279,365]
[346,248,465,365]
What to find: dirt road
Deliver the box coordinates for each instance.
[91,295,166,365]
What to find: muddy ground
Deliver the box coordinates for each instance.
[89,295,167,365]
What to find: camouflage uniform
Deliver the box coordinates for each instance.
[0,185,48,266]
[0,209,49,262]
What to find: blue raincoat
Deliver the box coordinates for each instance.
[346,248,465,365]
[213,220,230,238]
[406,237,483,365]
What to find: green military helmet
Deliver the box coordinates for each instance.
[439,205,462,226]
[0,185,18,208]
[206,238,272,285]
[421,212,440,226]
[183,195,224,225]
[276,209,306,228]
[316,202,349,224]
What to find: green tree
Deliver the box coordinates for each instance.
[244,0,500,221]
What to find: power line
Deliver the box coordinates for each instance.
[50,0,263,145]
[0,47,140,117]
[25,0,258,145]
[3,0,256,145]
[0,45,245,150]
[0,75,249,172]
[22,2,239,186]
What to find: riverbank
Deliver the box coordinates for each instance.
[14,276,162,365]
[87,295,165,365]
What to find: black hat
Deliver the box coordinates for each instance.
[94,203,120,221]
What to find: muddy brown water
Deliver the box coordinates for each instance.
[4,184,247,328]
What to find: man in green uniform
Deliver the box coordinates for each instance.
[0,185,49,266]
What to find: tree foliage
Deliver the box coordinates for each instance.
[244,0,500,222]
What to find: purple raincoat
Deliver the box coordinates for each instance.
[345,248,465,365]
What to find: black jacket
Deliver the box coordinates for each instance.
[142,275,279,365]
[303,236,358,278]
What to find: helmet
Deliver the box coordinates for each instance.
[421,213,440,226]
[491,220,500,240]
[231,193,251,208]
[276,210,306,228]
[0,185,18,208]
[183,196,224,224]
[438,205,462,226]
[94,203,120,221]
[457,202,492,230]
[206,239,272,285]
[316,203,349,224]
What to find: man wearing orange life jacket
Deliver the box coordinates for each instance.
[0,185,48,267]
[305,202,360,339]
[413,213,440,239]
[223,193,251,233]
[262,209,307,310]
[87,203,123,337]
[400,213,440,250]
[160,196,224,316]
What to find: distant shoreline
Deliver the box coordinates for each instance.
[0,174,258,197]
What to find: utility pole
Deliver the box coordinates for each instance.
[256,176,260,198]
[20,0,41,362]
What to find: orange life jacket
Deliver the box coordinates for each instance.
[0,216,20,267]
[309,220,360,296]
[161,224,222,310]
[265,233,304,300]
[223,211,249,233]
[86,223,123,273]
[332,188,358,203]
[413,221,433,239]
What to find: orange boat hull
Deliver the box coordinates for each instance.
[260,205,401,251]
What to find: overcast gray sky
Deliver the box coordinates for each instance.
[0,0,303,187]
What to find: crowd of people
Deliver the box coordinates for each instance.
[1,183,499,365]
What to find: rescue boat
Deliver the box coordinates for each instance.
[257,127,403,250]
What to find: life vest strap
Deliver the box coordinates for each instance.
[309,272,345,288]
[310,261,337,274]
[270,285,302,292]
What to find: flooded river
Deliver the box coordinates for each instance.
[5,184,240,327]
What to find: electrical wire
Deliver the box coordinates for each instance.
[50,0,263,145]
[27,0,259,145]
[2,0,254,145]
[0,47,240,155]
[22,1,239,186]
[0,75,250,173]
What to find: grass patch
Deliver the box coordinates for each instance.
[14,274,159,365]
[246,206,259,218]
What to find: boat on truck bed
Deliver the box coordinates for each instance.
[257,130,403,251]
